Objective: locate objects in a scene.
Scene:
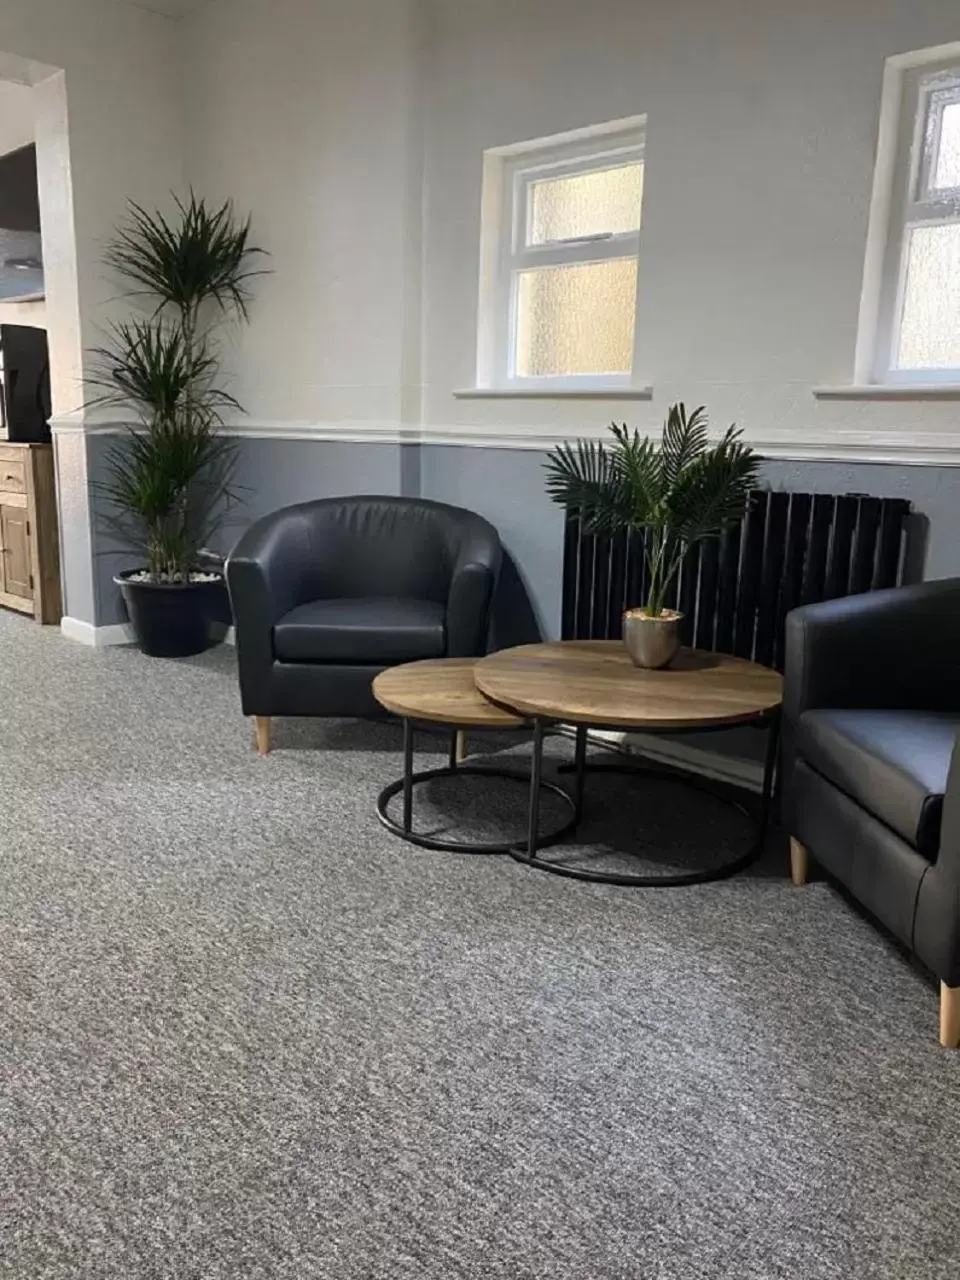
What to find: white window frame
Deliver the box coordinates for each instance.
[863,51,960,386]
[475,117,646,394]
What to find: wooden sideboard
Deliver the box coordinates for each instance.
[0,442,61,624]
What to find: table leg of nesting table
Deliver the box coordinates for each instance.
[402,718,415,834]
[526,719,545,860]
[573,725,588,821]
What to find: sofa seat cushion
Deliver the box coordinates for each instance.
[274,597,446,664]
[796,709,960,857]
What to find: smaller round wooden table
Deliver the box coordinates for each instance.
[474,641,783,886]
[372,658,577,854]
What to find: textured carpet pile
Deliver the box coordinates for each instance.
[1,611,959,1279]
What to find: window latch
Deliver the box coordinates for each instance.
[538,232,615,247]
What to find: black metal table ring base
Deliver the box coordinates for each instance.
[377,764,578,855]
[510,715,780,888]
[514,762,761,887]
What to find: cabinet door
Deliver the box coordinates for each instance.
[0,503,32,599]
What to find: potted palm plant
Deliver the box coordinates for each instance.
[90,195,264,657]
[544,404,761,669]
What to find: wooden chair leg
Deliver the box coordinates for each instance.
[254,716,271,756]
[789,838,809,886]
[455,730,468,763]
[940,984,960,1048]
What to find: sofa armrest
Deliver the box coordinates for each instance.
[784,579,960,723]
[445,530,502,658]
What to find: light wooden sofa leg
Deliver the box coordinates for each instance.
[940,984,960,1048]
[789,838,809,886]
[254,716,271,756]
[455,730,468,763]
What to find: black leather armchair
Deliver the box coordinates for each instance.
[225,495,501,751]
[782,578,960,1045]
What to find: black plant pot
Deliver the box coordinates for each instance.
[115,570,223,658]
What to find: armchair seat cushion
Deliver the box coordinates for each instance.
[273,596,446,665]
[796,709,960,857]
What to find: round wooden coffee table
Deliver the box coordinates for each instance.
[474,641,783,886]
[372,658,577,854]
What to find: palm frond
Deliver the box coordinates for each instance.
[607,422,663,529]
[658,403,709,493]
[666,426,762,543]
[543,436,631,534]
[544,407,761,617]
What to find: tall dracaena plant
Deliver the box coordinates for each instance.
[544,404,761,618]
[89,194,266,581]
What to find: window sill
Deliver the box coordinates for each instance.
[813,383,960,401]
[453,385,654,401]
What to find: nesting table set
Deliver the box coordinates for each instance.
[372,641,783,887]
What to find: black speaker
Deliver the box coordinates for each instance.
[0,324,51,443]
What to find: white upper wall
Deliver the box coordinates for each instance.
[178,0,960,445]
[0,79,33,157]
[182,0,423,425]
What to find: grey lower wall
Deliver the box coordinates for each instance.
[83,433,960,632]
[418,446,566,646]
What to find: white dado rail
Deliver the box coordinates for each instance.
[47,410,960,465]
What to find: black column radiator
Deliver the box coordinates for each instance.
[561,491,911,671]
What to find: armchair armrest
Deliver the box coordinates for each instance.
[225,510,314,712]
[784,578,960,723]
[915,740,960,987]
[226,510,313,626]
[445,528,502,658]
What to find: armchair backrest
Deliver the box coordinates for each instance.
[252,495,498,606]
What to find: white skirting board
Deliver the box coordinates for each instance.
[61,618,236,647]
[60,617,136,647]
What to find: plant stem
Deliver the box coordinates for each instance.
[643,529,689,617]
[645,529,666,616]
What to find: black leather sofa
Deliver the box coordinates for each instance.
[225,495,501,753]
[782,578,960,1046]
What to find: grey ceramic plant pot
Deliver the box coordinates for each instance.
[622,608,683,669]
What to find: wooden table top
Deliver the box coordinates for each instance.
[474,641,782,729]
[372,658,525,727]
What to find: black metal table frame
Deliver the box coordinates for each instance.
[376,717,578,855]
[518,711,781,887]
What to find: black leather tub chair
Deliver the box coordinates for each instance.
[225,495,501,754]
[782,578,960,1046]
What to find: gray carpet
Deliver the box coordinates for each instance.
[1,610,959,1279]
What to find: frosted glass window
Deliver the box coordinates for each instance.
[527,163,643,246]
[481,119,644,386]
[934,102,960,190]
[515,259,638,377]
[896,224,960,369]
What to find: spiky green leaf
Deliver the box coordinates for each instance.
[104,191,268,318]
